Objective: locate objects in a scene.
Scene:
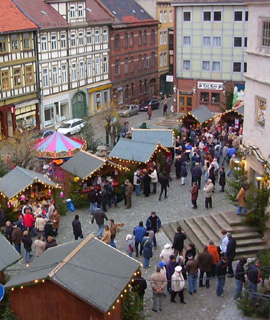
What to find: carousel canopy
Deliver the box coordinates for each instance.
[109,139,167,163]
[181,105,213,125]
[0,166,56,199]
[33,131,85,159]
[61,150,128,180]
[132,129,174,148]
[0,233,21,272]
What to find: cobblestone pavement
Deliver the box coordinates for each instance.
[7,164,261,320]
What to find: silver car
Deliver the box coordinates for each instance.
[117,105,139,117]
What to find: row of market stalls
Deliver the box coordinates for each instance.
[180,104,244,127]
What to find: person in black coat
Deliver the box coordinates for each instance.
[5,221,13,244]
[191,163,202,189]
[44,220,54,240]
[208,164,216,186]
[233,257,247,299]
[158,173,169,200]
[72,215,83,240]
[185,243,196,264]
[0,206,6,233]
[172,226,186,258]
[219,167,226,192]
[21,230,32,263]
[174,156,182,179]
[131,271,147,306]
[226,233,236,277]
[142,171,151,197]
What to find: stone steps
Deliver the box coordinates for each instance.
[162,210,268,260]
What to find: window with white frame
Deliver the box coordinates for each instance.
[234,37,242,47]
[212,61,221,71]
[52,66,58,85]
[160,11,163,23]
[103,56,108,73]
[61,65,67,83]
[164,52,167,66]
[170,10,173,22]
[160,53,164,67]
[183,60,190,70]
[262,21,270,47]
[95,57,100,75]
[164,31,167,44]
[87,59,92,76]
[213,11,221,21]
[71,63,77,80]
[11,34,20,51]
[160,31,164,45]
[203,11,211,21]
[78,4,83,17]
[234,11,242,21]
[79,61,84,78]
[164,11,167,22]
[61,34,66,49]
[41,36,47,51]
[95,30,100,44]
[71,33,76,47]
[23,33,31,49]
[51,35,57,50]
[183,36,191,46]
[203,36,211,46]
[87,31,92,45]
[42,68,48,87]
[213,36,221,47]
[115,59,120,75]
[13,68,22,88]
[103,29,108,42]
[79,32,84,46]
[70,5,75,18]
[183,11,191,21]
[202,61,210,71]
[233,62,241,72]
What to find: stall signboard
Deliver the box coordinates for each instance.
[197,82,223,91]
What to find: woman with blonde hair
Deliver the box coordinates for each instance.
[102,225,111,244]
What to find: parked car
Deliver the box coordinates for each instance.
[117,105,139,117]
[57,118,85,136]
[139,99,160,111]
[31,129,55,140]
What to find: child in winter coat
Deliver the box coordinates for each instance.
[126,234,135,257]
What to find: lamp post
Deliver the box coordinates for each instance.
[173,86,179,113]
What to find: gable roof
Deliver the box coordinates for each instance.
[0,234,21,271]
[0,0,38,33]
[14,0,69,28]
[109,139,166,163]
[5,235,140,313]
[132,129,174,148]
[86,0,114,24]
[97,0,156,25]
[0,166,56,199]
[181,105,213,125]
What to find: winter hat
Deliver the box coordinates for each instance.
[126,234,132,240]
[164,243,171,249]
[158,261,165,268]
[175,266,182,272]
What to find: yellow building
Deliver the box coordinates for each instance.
[157,0,174,98]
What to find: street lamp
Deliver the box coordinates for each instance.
[173,86,179,113]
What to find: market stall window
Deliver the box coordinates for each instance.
[200,92,209,103]
[211,93,220,104]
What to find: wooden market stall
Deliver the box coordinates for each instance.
[108,138,169,169]
[5,235,141,320]
[180,105,213,127]
[132,128,174,148]
[0,166,58,214]
[61,150,129,197]
[215,105,244,126]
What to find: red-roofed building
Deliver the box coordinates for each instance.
[15,0,114,129]
[98,0,159,106]
[0,0,39,137]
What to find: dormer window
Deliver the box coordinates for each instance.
[78,4,83,17]
[70,5,75,18]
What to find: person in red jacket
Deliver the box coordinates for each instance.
[190,182,199,209]
[23,209,36,237]
[208,240,220,277]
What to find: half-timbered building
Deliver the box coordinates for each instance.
[15,0,114,129]
[0,0,39,137]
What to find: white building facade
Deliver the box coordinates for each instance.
[242,0,270,182]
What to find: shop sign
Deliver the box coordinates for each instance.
[197,82,223,91]
[166,75,173,82]
[180,91,192,95]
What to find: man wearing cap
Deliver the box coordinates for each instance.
[150,266,167,312]
[91,205,108,238]
[159,243,174,265]
[125,179,134,209]
[185,254,199,295]
[171,266,187,304]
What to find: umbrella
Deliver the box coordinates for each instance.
[33,131,86,159]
